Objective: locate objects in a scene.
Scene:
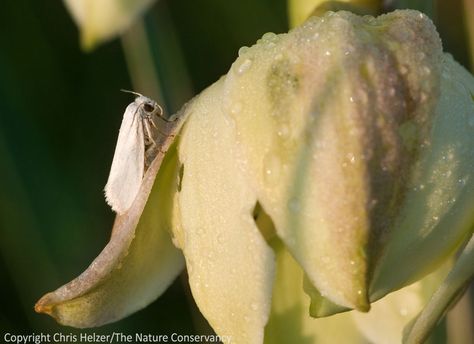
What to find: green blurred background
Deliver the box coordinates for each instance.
[0,0,472,342]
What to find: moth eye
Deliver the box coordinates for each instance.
[143,103,155,113]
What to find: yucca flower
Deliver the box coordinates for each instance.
[63,0,157,50]
[36,9,474,344]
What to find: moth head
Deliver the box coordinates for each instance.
[141,99,163,117]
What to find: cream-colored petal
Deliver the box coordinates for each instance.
[63,0,157,50]
[35,143,184,328]
[177,79,275,344]
[403,233,474,344]
[371,55,474,300]
[223,10,442,310]
[265,240,366,344]
[353,260,451,344]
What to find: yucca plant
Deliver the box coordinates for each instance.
[11,0,472,343]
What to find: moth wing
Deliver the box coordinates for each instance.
[105,103,145,214]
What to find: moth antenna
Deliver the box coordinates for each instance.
[120,89,143,97]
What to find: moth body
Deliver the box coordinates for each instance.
[104,94,164,214]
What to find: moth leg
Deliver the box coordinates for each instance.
[144,119,169,156]
[144,119,158,146]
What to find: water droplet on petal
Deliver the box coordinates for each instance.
[235,58,252,75]
[277,124,290,138]
[468,116,474,127]
[262,32,277,41]
[274,53,283,61]
[230,102,242,115]
[238,46,249,56]
[263,152,281,186]
[217,233,225,244]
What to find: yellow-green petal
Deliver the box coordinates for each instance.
[177,79,275,344]
[223,10,442,310]
[371,55,474,300]
[35,145,184,327]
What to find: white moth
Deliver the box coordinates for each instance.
[104,91,165,214]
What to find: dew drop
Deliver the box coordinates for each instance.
[238,46,249,56]
[325,50,331,56]
[251,303,258,311]
[230,102,242,115]
[347,153,356,164]
[420,92,428,102]
[468,116,474,127]
[263,152,281,186]
[322,256,331,263]
[217,233,225,244]
[262,32,277,41]
[277,124,290,138]
[235,58,252,75]
[274,53,283,61]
